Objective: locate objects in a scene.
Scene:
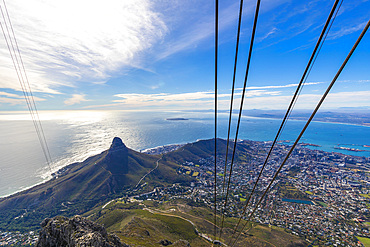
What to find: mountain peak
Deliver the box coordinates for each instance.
[106,137,128,174]
[110,137,126,150]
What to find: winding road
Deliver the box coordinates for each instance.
[135,156,162,188]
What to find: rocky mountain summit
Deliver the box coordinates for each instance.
[36,214,193,247]
[36,215,129,247]
[106,137,129,174]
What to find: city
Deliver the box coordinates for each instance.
[1,139,369,246]
[139,140,370,246]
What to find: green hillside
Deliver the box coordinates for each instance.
[163,138,253,165]
[0,137,193,230]
[0,137,308,246]
[83,198,307,247]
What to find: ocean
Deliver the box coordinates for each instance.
[0,110,369,198]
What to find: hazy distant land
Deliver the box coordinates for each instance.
[180,109,370,126]
[245,109,370,126]
[166,117,189,121]
[185,109,370,127]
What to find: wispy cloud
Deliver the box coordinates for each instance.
[258,27,277,42]
[0,91,45,105]
[149,82,165,90]
[80,89,280,109]
[236,82,323,91]
[0,92,23,98]
[91,88,370,110]
[329,21,368,39]
[114,92,218,104]
[64,94,89,106]
[0,97,24,105]
[155,1,242,60]
[0,0,167,93]
[237,90,370,110]
[113,90,281,105]
[155,0,294,60]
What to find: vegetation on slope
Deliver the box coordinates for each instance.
[0,138,193,231]
[83,198,307,247]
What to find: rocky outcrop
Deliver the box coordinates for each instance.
[106,137,129,174]
[36,215,129,247]
[159,239,173,246]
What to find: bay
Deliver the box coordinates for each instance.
[0,110,369,198]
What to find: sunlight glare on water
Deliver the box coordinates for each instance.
[0,110,369,197]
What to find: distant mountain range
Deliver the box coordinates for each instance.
[184,109,370,126]
[245,109,370,126]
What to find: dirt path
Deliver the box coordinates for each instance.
[135,157,162,188]
[143,207,227,246]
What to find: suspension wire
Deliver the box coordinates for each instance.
[0,1,52,173]
[281,0,343,136]
[0,2,46,167]
[218,0,261,240]
[221,0,244,194]
[2,0,53,168]
[213,0,219,242]
[230,19,370,247]
[227,0,342,242]
[219,0,244,239]
[0,6,42,152]
[0,1,52,170]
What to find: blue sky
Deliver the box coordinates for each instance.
[0,0,369,111]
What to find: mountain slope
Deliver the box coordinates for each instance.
[162,138,253,165]
[0,137,192,230]
[84,199,307,247]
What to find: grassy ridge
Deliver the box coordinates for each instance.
[86,199,307,247]
[358,236,370,247]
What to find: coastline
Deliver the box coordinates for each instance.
[141,143,187,154]
[1,136,369,199]
[0,177,50,199]
[1,111,369,199]
[245,115,370,128]
[310,119,370,128]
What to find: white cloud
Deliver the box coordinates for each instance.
[102,90,276,110]
[0,91,45,105]
[329,21,368,40]
[234,90,370,110]
[258,27,277,42]
[106,89,370,110]
[113,90,281,104]
[0,97,24,105]
[152,0,293,60]
[0,0,167,93]
[245,90,282,97]
[114,92,216,103]
[236,82,323,91]
[64,94,89,105]
[0,92,23,98]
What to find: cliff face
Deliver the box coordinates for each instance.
[105,137,129,174]
[36,215,129,247]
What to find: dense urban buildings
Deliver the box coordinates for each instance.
[1,140,369,246]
